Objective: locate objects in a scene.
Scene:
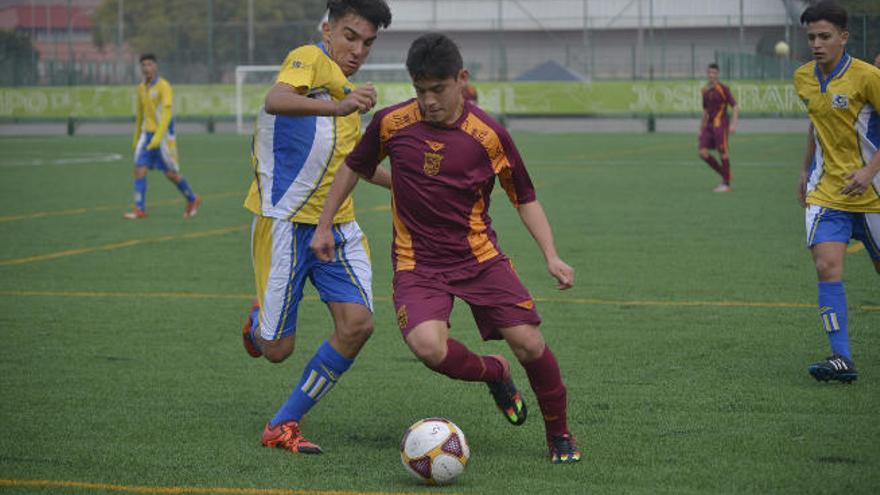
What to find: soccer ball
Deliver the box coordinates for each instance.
[400,417,470,485]
[774,41,790,57]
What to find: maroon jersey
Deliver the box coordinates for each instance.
[702,83,736,129]
[346,99,536,273]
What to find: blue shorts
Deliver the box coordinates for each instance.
[805,205,880,261]
[134,131,180,172]
[251,216,373,341]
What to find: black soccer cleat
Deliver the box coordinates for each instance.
[549,433,582,464]
[808,355,858,383]
[486,354,527,426]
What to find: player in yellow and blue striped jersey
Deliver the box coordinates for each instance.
[124,54,201,220]
[239,0,392,455]
[794,1,880,383]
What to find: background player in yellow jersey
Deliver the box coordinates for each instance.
[239,0,392,455]
[794,1,880,383]
[125,54,201,220]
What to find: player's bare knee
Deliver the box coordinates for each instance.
[261,338,294,363]
[408,339,445,368]
[165,171,180,183]
[505,327,546,363]
[337,318,374,347]
[698,150,709,160]
[813,257,842,280]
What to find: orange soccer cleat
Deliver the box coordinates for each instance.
[123,208,147,220]
[261,420,323,455]
[184,194,201,218]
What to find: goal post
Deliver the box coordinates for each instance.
[234,63,408,135]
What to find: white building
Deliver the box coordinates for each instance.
[373,0,806,80]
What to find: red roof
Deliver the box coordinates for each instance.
[0,4,93,30]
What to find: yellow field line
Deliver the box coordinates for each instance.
[0,204,390,268]
[0,225,248,267]
[0,191,243,224]
[0,479,426,495]
[0,289,876,312]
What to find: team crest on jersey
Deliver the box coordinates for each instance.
[425,140,445,152]
[423,141,446,176]
[397,305,408,329]
[831,93,848,109]
[292,60,303,68]
[424,152,443,176]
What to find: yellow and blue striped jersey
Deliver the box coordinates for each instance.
[244,43,359,224]
[135,77,175,141]
[794,54,880,213]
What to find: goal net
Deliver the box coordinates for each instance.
[234,63,408,134]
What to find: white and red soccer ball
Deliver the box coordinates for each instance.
[400,417,470,485]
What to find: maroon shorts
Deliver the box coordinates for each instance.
[392,256,541,341]
[698,125,728,152]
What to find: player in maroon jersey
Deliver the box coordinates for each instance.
[698,63,739,192]
[311,33,581,464]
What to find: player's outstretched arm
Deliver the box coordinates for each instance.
[364,165,391,189]
[265,82,377,117]
[799,124,816,208]
[516,201,574,290]
[132,95,143,152]
[311,164,373,262]
[729,104,739,134]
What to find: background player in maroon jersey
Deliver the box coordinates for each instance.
[311,33,581,464]
[698,63,739,192]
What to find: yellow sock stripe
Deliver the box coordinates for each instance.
[300,370,318,395]
[307,376,328,400]
[314,381,335,401]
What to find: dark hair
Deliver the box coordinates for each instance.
[707,63,719,70]
[800,0,847,30]
[327,0,391,30]
[139,53,157,63]
[406,33,463,82]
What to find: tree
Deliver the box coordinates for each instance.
[92,0,327,83]
[836,1,880,61]
[0,30,39,86]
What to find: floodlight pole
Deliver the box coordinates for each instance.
[67,0,73,86]
[247,0,254,64]
[738,0,744,79]
[208,0,215,82]
[117,0,124,83]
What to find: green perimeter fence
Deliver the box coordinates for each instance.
[0,80,806,123]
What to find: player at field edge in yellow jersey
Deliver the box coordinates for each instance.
[125,54,201,220]
[239,0,392,455]
[794,0,880,383]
